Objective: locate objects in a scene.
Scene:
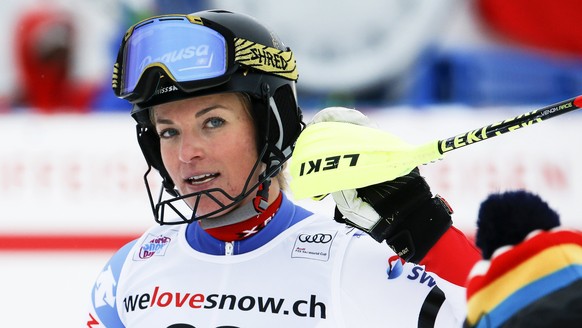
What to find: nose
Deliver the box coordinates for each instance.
[178,133,204,163]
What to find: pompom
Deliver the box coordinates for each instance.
[476,190,560,259]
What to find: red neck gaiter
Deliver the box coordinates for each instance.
[203,193,283,242]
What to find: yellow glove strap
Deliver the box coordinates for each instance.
[289,122,443,199]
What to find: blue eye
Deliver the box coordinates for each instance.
[205,117,225,128]
[158,128,178,139]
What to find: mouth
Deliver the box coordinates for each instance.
[185,173,219,185]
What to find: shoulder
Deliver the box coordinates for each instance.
[88,238,138,327]
[88,225,182,326]
[339,232,467,326]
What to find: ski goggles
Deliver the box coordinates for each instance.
[113,14,298,101]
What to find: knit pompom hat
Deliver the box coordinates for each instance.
[465,190,582,328]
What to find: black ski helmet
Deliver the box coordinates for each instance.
[112,10,304,223]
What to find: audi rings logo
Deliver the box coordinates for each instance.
[298,233,333,244]
[293,231,335,261]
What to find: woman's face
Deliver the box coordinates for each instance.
[153,93,261,216]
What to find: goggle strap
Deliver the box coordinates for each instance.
[234,38,298,81]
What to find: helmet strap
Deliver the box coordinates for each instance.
[253,178,270,212]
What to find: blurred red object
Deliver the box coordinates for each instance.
[13,8,97,113]
[477,0,582,56]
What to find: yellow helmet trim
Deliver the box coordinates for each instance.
[235,38,298,81]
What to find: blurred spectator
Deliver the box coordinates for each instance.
[477,0,582,56]
[465,190,582,327]
[12,8,98,113]
[402,0,582,107]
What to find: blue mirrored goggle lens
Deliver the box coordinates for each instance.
[122,19,227,95]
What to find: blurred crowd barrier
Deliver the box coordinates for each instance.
[1,107,581,250]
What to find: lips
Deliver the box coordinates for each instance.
[185,173,219,185]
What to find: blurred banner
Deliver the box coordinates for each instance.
[0,113,153,236]
[1,106,581,241]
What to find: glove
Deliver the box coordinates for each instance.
[310,107,453,262]
[336,169,453,262]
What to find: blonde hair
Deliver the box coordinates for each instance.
[277,163,289,191]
